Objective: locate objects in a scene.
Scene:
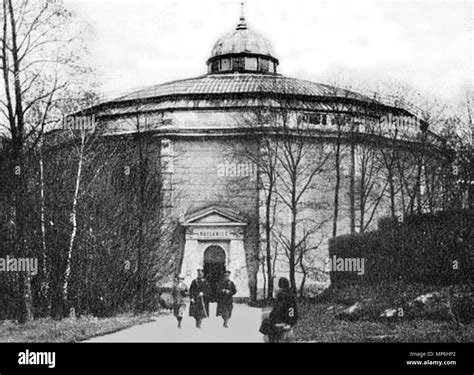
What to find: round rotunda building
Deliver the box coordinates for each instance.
[73,12,445,300]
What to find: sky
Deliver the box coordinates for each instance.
[65,0,473,103]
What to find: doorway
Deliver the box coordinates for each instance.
[203,245,226,302]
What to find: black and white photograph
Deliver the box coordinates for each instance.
[0,0,473,370]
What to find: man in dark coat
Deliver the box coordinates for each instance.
[171,276,188,328]
[216,270,237,328]
[260,277,298,342]
[189,269,210,328]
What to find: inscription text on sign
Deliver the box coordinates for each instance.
[197,229,230,239]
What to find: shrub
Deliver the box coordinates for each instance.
[329,210,473,287]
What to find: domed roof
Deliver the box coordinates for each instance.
[209,16,278,62]
[114,74,375,104]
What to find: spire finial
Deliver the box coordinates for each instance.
[237,0,248,30]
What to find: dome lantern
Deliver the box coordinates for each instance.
[206,3,279,75]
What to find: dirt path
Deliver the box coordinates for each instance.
[84,303,264,342]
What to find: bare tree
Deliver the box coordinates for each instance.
[355,144,388,232]
[438,94,473,210]
[271,106,332,293]
[295,217,329,297]
[62,126,87,306]
[234,109,280,299]
[0,0,94,321]
[102,106,178,312]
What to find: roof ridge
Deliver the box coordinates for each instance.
[107,73,381,108]
[115,74,209,101]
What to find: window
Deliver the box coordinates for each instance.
[260,58,269,72]
[308,114,320,125]
[232,57,245,71]
[322,114,327,125]
[211,60,220,73]
[161,139,173,156]
[245,57,258,71]
[307,113,327,126]
[221,58,231,71]
[160,112,172,126]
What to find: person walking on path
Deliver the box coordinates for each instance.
[216,270,237,328]
[189,269,210,328]
[172,275,188,328]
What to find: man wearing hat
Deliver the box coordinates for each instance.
[171,275,188,328]
[216,270,237,328]
[189,269,210,328]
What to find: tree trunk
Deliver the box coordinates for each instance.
[359,160,366,233]
[265,187,274,300]
[22,272,34,322]
[349,142,356,234]
[39,142,51,314]
[289,209,297,294]
[415,158,424,214]
[299,256,306,298]
[332,133,341,238]
[63,131,86,307]
[135,118,147,311]
[4,0,34,323]
[388,166,396,218]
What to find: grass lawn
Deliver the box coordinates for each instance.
[0,313,155,343]
[294,302,474,342]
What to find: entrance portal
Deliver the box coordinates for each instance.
[203,245,226,302]
[180,205,250,298]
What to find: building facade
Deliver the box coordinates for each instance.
[68,12,445,300]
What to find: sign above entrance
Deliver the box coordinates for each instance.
[182,205,247,240]
[197,229,230,239]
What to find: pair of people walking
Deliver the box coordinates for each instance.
[172,269,237,329]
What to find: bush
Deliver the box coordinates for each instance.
[329,210,473,287]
